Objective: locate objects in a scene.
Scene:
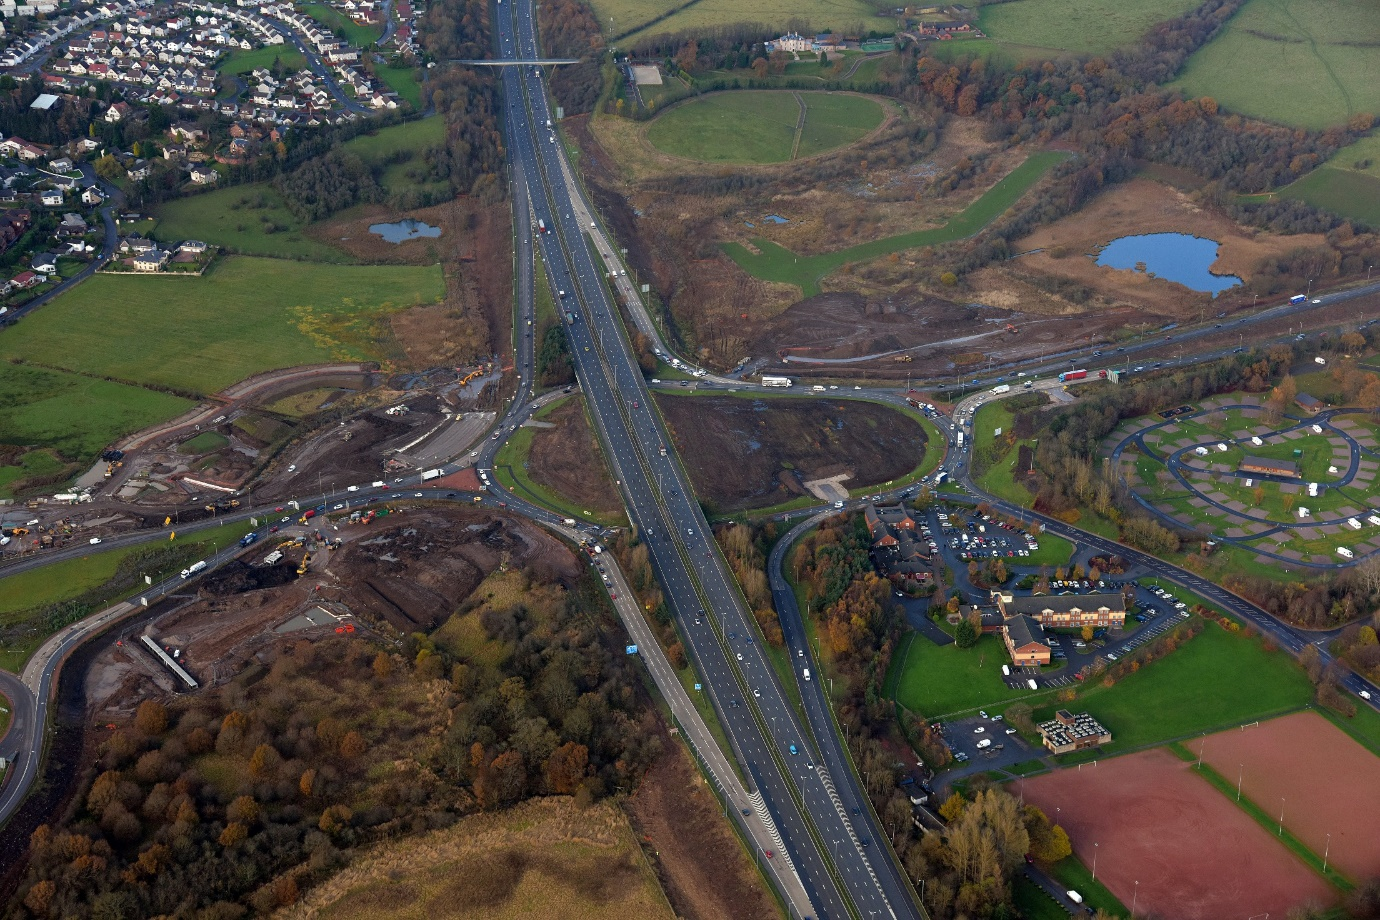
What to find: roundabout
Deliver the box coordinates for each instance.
[1105,394,1380,566]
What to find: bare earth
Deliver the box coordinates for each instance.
[525,397,624,515]
[1200,710,1380,880]
[1014,748,1334,920]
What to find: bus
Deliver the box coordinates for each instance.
[761,375,792,387]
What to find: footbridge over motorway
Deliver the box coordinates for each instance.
[450,58,580,65]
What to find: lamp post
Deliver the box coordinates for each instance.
[1132,880,1139,916]
[1237,763,1243,802]
[1323,833,1331,874]
[1091,842,1099,881]
[1278,797,1285,836]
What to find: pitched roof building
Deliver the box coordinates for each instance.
[1001,614,1049,666]
[995,591,1126,629]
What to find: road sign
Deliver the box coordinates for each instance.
[641,284,650,293]
[694,683,702,691]
[625,644,638,655]
[994,427,1003,436]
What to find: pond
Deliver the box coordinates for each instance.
[1095,233,1241,296]
[369,219,442,244]
[764,214,790,224]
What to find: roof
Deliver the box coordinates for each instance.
[1295,393,1322,408]
[30,93,60,110]
[1003,614,1047,650]
[1241,455,1299,475]
[1001,592,1124,617]
[1039,711,1109,748]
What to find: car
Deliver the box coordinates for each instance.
[765,850,774,858]
[992,714,1003,722]
[789,744,797,755]
[737,652,743,661]
[753,689,761,698]
[797,649,805,657]
[89,537,102,544]
[1006,728,1017,735]
[1312,298,1321,304]
[414,492,423,497]
[632,401,639,408]
[979,710,988,718]
[270,525,279,533]
[973,726,985,734]
[687,528,693,536]
[281,516,290,523]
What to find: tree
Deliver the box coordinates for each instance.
[938,792,966,823]
[134,700,168,735]
[248,743,280,779]
[372,652,394,681]
[318,804,353,835]
[545,741,589,794]
[1081,624,1094,642]
[227,795,260,826]
[299,768,317,798]
[488,750,527,805]
[954,618,979,649]
[23,880,55,915]
[340,730,366,759]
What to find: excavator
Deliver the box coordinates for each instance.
[297,553,311,576]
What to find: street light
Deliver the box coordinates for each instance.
[1323,833,1331,874]
[1132,880,1139,916]
[1278,797,1285,836]
[1237,763,1243,802]
[1091,842,1099,881]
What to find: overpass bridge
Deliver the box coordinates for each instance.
[450,58,580,65]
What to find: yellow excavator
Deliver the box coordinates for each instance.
[297,553,311,576]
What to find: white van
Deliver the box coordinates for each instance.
[803,669,811,682]
[1027,679,1038,690]
[1001,665,1010,676]
[976,738,992,749]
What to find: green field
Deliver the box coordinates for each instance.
[892,633,1042,718]
[1282,166,1380,230]
[375,63,424,108]
[592,0,880,44]
[1024,533,1074,568]
[217,45,307,75]
[1036,621,1313,754]
[644,91,883,165]
[979,0,1197,56]
[343,115,446,163]
[0,256,445,395]
[0,363,192,468]
[154,183,349,261]
[1170,0,1380,130]
[724,151,1066,296]
[301,2,382,47]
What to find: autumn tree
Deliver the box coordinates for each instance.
[299,768,317,798]
[545,741,589,795]
[938,792,966,823]
[372,652,394,681]
[227,795,260,826]
[340,730,367,759]
[134,700,168,736]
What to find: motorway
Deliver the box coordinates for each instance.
[492,4,918,917]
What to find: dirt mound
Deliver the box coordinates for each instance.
[751,291,998,360]
[525,398,623,515]
[656,394,925,512]
[331,512,581,632]
[198,559,301,595]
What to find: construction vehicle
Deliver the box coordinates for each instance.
[1006,324,1017,334]
[892,354,913,363]
[297,553,311,576]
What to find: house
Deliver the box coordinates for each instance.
[105,101,135,123]
[1001,614,1050,666]
[189,165,217,184]
[179,239,208,254]
[768,31,813,53]
[132,247,169,271]
[58,212,88,235]
[127,160,151,181]
[864,503,917,543]
[1295,393,1323,415]
[994,592,1126,630]
[39,190,64,206]
[10,270,42,289]
[29,92,60,111]
[31,252,58,274]
[1037,710,1111,755]
[168,122,207,144]
[120,236,156,254]
[1239,456,1300,479]
[0,138,46,161]
[48,156,74,173]
[81,187,103,205]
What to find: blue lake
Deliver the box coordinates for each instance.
[764,214,789,224]
[369,219,442,243]
[1095,233,1241,296]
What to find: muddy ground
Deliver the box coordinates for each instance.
[625,722,778,920]
[655,393,926,512]
[82,506,581,725]
[523,398,624,516]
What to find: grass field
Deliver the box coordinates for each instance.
[644,91,882,165]
[179,431,229,454]
[1035,620,1313,754]
[217,44,306,75]
[153,183,350,261]
[0,256,445,395]
[1170,0,1380,130]
[291,797,674,920]
[375,63,424,108]
[892,633,1043,718]
[1025,533,1074,568]
[1282,166,1380,230]
[344,115,446,164]
[980,0,1197,56]
[301,2,382,47]
[0,363,192,467]
[724,151,1066,296]
[592,0,879,44]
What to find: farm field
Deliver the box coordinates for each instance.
[644,91,883,165]
[1200,710,1380,880]
[1170,0,1380,130]
[0,362,192,469]
[375,62,424,108]
[1014,748,1335,920]
[153,182,350,261]
[0,256,445,395]
[979,0,1198,56]
[343,115,446,165]
[723,150,1065,296]
[291,797,674,920]
[1033,620,1314,753]
[590,0,877,44]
